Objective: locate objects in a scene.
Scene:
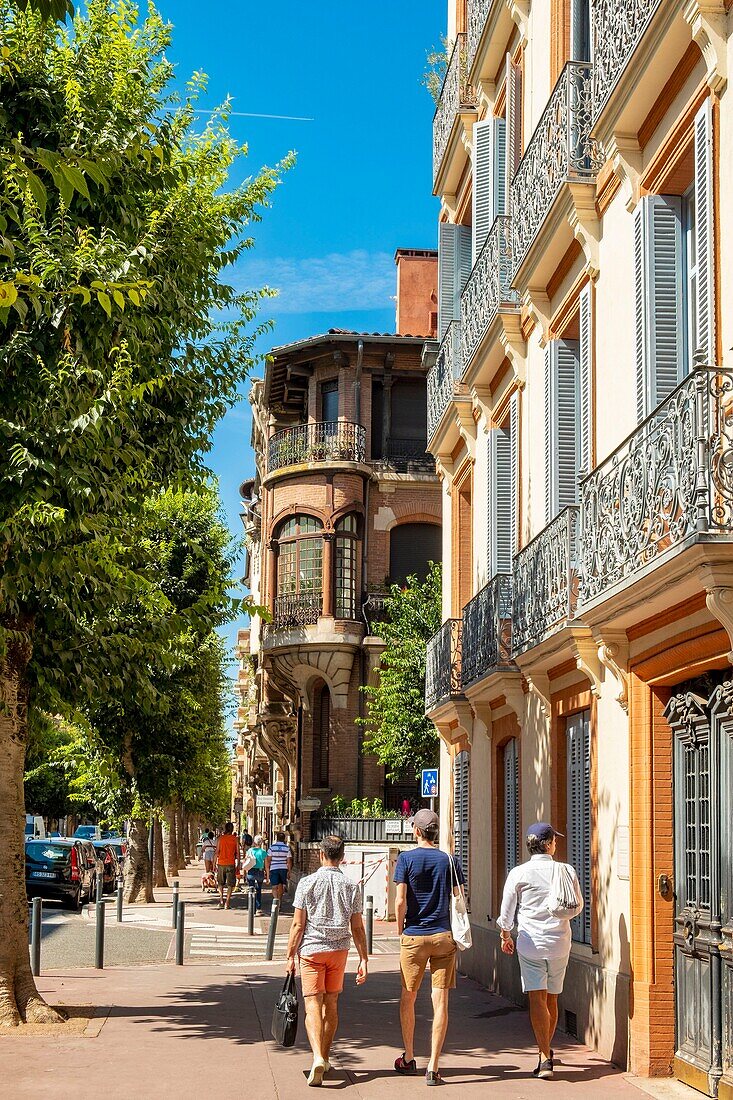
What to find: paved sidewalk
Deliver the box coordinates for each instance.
[4,955,655,1100]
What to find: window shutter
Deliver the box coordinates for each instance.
[438,223,472,338]
[633,195,684,421]
[503,739,519,875]
[505,56,522,211]
[473,119,493,262]
[570,0,590,61]
[578,284,592,476]
[491,426,512,575]
[453,750,470,889]
[544,341,580,524]
[494,116,507,221]
[509,390,519,556]
[567,711,592,944]
[694,98,715,362]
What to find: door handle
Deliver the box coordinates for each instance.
[682,920,695,949]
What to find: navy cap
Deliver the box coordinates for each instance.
[527,822,563,842]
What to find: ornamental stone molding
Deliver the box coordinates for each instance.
[705,587,733,663]
[684,0,728,94]
[507,0,530,45]
[570,631,603,697]
[521,288,551,348]
[595,631,630,712]
[526,673,551,723]
[607,133,643,213]
[567,183,601,277]
[498,315,527,387]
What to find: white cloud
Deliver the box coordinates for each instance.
[235,249,395,315]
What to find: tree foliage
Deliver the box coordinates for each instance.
[359,563,442,779]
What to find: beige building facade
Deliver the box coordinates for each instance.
[426,1,733,1094]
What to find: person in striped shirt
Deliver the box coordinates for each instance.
[266,832,293,904]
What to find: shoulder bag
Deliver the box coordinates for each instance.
[449,854,472,951]
[547,860,584,921]
[271,972,299,1048]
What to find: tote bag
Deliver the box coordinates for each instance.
[449,854,472,951]
[546,860,584,921]
[271,972,299,1048]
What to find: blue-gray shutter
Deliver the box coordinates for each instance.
[503,738,519,875]
[453,749,470,889]
[505,56,521,212]
[509,390,519,555]
[439,222,472,338]
[578,284,592,476]
[633,195,684,421]
[694,98,714,362]
[473,119,493,263]
[567,710,592,944]
[544,340,580,524]
[494,116,507,221]
[490,425,512,576]
[570,0,590,61]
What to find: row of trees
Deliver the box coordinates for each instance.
[0,0,288,1026]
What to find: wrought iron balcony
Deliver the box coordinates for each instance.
[272,590,322,629]
[267,421,366,476]
[425,618,463,714]
[512,507,580,657]
[381,438,436,474]
[466,0,492,76]
[362,589,391,634]
[427,321,462,442]
[433,34,475,186]
[592,0,663,121]
[579,365,733,609]
[461,216,518,371]
[461,573,513,689]
[510,62,603,277]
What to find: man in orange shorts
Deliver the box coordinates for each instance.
[286,835,368,1086]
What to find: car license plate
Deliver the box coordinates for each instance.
[31,871,56,879]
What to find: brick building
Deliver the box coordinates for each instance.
[234,249,442,842]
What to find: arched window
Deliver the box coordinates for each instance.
[334,514,359,619]
[312,680,330,788]
[276,515,323,623]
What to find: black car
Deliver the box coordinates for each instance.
[25,838,96,911]
[92,841,122,893]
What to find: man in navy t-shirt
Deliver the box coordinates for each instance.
[393,808,465,1087]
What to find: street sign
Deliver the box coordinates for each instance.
[257,794,276,808]
[421,768,439,799]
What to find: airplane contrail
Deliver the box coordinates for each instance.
[195,109,314,122]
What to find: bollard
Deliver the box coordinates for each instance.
[116,880,123,923]
[95,900,105,969]
[30,897,42,977]
[248,887,256,936]
[172,879,179,930]
[96,870,104,904]
[175,900,185,965]
[365,894,374,956]
[265,899,280,961]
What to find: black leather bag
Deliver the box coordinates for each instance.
[271,972,299,1048]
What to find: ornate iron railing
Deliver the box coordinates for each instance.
[425,618,463,713]
[461,216,518,371]
[591,0,663,120]
[461,573,513,689]
[512,507,580,656]
[382,438,435,473]
[272,590,322,628]
[427,322,462,441]
[511,62,603,276]
[267,421,366,475]
[467,0,494,75]
[433,34,475,185]
[579,365,733,608]
[362,589,391,633]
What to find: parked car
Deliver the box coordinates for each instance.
[73,824,101,841]
[92,841,122,893]
[103,838,127,869]
[24,815,46,840]
[25,839,95,911]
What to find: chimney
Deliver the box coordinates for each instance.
[394,248,438,337]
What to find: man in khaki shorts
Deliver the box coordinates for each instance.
[393,808,465,1087]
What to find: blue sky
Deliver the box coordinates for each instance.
[160,0,443,698]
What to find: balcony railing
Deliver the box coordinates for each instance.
[592,0,663,121]
[461,216,518,371]
[579,365,733,608]
[511,62,603,277]
[427,321,462,441]
[425,618,463,713]
[267,421,366,475]
[461,573,513,689]
[466,0,492,76]
[272,590,322,629]
[433,34,475,186]
[362,589,390,634]
[382,438,436,474]
[512,507,580,657]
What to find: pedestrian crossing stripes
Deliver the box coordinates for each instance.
[188,934,401,959]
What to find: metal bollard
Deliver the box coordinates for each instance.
[248,887,256,936]
[172,879,179,929]
[365,894,374,956]
[175,900,185,965]
[265,899,280,961]
[116,880,124,923]
[96,870,104,904]
[95,900,105,969]
[31,897,42,977]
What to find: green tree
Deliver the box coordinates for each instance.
[0,1,288,1025]
[359,564,442,779]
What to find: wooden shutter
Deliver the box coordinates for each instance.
[694,98,715,362]
[490,426,512,575]
[494,116,507,221]
[453,749,470,889]
[544,341,580,524]
[633,195,684,421]
[438,222,472,338]
[505,55,522,211]
[570,0,590,61]
[578,284,592,476]
[567,710,592,944]
[503,739,519,875]
[509,390,519,555]
[473,119,493,262]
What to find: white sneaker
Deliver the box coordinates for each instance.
[307,1059,327,1087]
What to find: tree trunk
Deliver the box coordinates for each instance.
[152,818,168,888]
[188,815,197,861]
[0,631,64,1026]
[162,803,179,878]
[123,818,154,903]
[178,805,190,864]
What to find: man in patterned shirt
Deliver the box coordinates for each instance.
[286,835,368,1087]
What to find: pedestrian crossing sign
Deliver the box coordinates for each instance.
[421,769,439,799]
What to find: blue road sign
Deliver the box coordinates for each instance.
[421,768,439,799]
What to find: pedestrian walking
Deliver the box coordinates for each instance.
[393,808,465,1087]
[266,831,292,904]
[214,822,240,910]
[497,822,584,1080]
[201,830,216,874]
[285,835,368,1087]
[247,833,268,914]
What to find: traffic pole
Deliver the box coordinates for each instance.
[265,899,280,961]
[116,879,123,922]
[175,900,185,965]
[95,900,105,969]
[172,879,179,929]
[96,870,104,904]
[30,897,42,977]
[365,894,374,956]
[248,887,256,936]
